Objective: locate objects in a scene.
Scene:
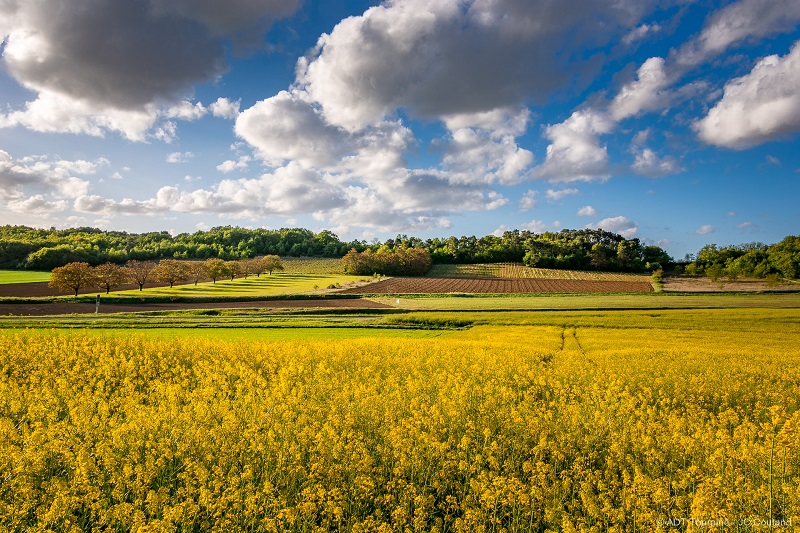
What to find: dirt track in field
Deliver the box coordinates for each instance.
[0,298,392,316]
[338,277,654,294]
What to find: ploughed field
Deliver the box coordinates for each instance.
[339,276,654,294]
[427,262,650,282]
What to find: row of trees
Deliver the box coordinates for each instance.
[341,248,432,276]
[682,236,800,280]
[49,256,284,296]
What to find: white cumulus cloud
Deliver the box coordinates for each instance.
[695,42,800,149]
[587,216,638,238]
[695,224,715,235]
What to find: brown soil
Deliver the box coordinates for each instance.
[0,281,186,298]
[0,298,391,317]
[338,277,653,294]
[663,277,800,292]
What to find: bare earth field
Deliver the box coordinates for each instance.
[663,276,800,292]
[0,281,187,298]
[339,276,653,294]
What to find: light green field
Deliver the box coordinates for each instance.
[115,273,366,298]
[372,291,800,311]
[0,270,50,284]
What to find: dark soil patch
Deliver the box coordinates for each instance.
[0,281,186,298]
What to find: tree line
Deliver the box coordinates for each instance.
[0,226,352,270]
[49,256,284,296]
[2,225,673,274]
[680,236,800,281]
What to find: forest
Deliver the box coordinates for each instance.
[1,224,797,278]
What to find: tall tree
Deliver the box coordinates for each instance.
[186,261,208,285]
[152,259,189,288]
[49,262,95,296]
[204,258,229,283]
[126,260,156,291]
[225,260,242,281]
[94,262,132,294]
[260,255,284,275]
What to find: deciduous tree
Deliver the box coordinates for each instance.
[204,258,229,283]
[186,261,208,285]
[126,260,156,291]
[153,259,189,288]
[94,262,132,294]
[49,262,95,296]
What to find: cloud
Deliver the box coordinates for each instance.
[519,190,538,210]
[622,23,661,46]
[297,0,651,131]
[216,156,251,174]
[235,90,354,168]
[545,188,580,201]
[609,57,670,121]
[577,205,598,217]
[442,106,531,137]
[6,194,68,214]
[0,0,301,138]
[0,150,101,201]
[521,219,547,233]
[165,101,207,121]
[533,110,613,182]
[695,224,715,235]
[587,216,638,238]
[209,97,241,119]
[166,152,194,164]
[736,221,755,229]
[74,163,347,218]
[675,0,800,66]
[695,42,800,149]
[631,148,683,177]
[0,91,161,141]
[440,127,534,185]
[765,155,781,166]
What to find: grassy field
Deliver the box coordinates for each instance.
[113,273,367,299]
[0,269,50,284]
[373,291,800,311]
[2,303,798,531]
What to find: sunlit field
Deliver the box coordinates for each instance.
[113,273,366,299]
[3,306,799,531]
[0,269,51,284]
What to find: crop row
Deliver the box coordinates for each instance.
[428,262,650,281]
[339,276,654,294]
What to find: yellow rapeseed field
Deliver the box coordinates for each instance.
[1,322,799,532]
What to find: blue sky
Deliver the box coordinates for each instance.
[1,0,798,258]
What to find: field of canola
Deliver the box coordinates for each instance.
[2,314,800,532]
